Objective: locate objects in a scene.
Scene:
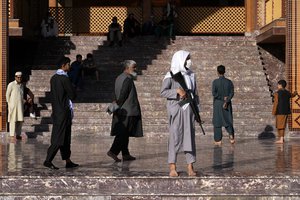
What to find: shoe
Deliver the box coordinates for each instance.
[43,161,59,170]
[107,151,121,162]
[66,161,79,168]
[30,113,36,118]
[16,135,22,140]
[123,154,136,161]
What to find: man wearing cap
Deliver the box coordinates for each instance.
[6,72,24,140]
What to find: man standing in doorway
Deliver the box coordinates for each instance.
[107,60,143,162]
[6,71,24,140]
[44,56,78,170]
[212,65,235,145]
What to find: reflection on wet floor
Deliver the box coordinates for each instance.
[1,132,300,177]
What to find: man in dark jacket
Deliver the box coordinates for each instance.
[107,60,143,162]
[44,56,78,170]
[212,65,235,145]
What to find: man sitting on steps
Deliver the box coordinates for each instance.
[82,53,100,81]
[108,16,122,47]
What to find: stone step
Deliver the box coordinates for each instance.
[32,96,272,105]
[28,80,270,93]
[27,77,267,86]
[138,75,267,82]
[32,58,262,69]
[28,85,270,94]
[198,61,263,68]
[27,75,268,83]
[28,70,266,80]
[92,49,260,57]
[28,75,269,87]
[33,96,272,106]
[32,102,272,113]
[147,67,263,74]
[35,110,273,119]
[23,116,273,126]
[29,64,265,73]
[33,98,272,107]
[28,74,267,83]
[31,94,272,104]
[22,123,271,136]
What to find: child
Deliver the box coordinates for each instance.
[272,80,298,144]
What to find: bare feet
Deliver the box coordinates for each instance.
[187,164,196,176]
[9,136,15,143]
[169,169,179,177]
[229,135,235,144]
[275,137,284,144]
[169,163,179,177]
[275,140,284,144]
[214,141,222,146]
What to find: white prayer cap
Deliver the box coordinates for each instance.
[15,71,22,76]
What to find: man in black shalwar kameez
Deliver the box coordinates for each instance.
[44,57,78,170]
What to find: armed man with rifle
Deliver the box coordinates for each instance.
[161,50,202,177]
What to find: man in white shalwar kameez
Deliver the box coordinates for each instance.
[6,72,24,140]
[161,50,199,177]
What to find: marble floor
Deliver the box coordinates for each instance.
[1,132,300,177]
[1,132,300,199]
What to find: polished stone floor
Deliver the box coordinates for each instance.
[1,132,300,178]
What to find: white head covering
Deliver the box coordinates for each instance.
[170,50,189,74]
[15,71,22,76]
[164,50,192,80]
[163,50,196,110]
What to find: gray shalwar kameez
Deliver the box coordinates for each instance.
[161,63,199,164]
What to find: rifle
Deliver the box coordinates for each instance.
[170,71,206,135]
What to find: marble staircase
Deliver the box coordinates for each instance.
[24,36,274,137]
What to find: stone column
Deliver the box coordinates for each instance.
[245,0,257,35]
[142,0,152,23]
[286,0,300,130]
[0,0,8,131]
